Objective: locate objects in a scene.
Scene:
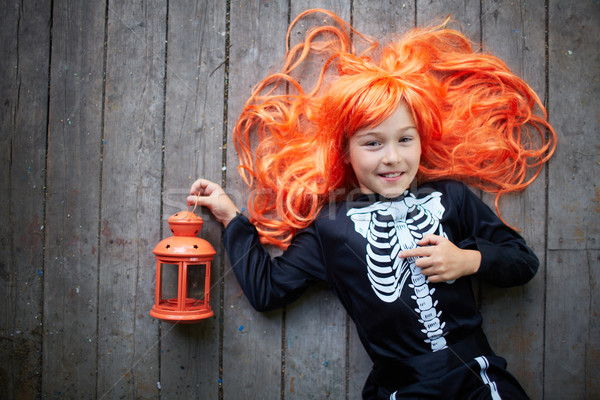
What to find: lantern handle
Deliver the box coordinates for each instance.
[188,194,202,216]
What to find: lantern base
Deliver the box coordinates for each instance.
[150,299,214,323]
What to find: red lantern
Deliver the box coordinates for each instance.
[150,210,215,323]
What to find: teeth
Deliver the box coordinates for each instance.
[381,172,402,178]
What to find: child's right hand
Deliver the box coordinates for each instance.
[187,178,240,228]
[398,234,481,283]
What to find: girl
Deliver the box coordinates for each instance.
[188,10,556,399]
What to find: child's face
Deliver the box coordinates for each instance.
[346,103,421,198]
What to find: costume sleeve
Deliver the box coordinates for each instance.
[453,183,539,287]
[222,213,327,311]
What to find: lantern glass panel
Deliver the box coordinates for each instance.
[160,263,179,304]
[187,263,207,302]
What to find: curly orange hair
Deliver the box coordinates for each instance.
[233,9,556,249]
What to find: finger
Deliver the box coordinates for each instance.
[186,194,205,206]
[189,179,203,195]
[187,187,217,203]
[426,274,444,283]
[417,234,443,246]
[190,178,213,195]
[415,257,433,273]
[399,247,432,259]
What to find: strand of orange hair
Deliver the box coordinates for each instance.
[233,9,556,249]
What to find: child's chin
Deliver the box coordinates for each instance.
[381,190,406,199]
[382,185,411,197]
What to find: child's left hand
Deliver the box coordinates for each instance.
[399,235,481,283]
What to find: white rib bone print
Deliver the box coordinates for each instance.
[347,191,450,351]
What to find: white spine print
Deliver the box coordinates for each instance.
[348,191,449,351]
[405,200,447,351]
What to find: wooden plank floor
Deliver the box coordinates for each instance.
[0,1,598,399]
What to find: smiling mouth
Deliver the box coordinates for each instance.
[379,172,404,178]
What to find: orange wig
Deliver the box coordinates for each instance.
[233,9,556,249]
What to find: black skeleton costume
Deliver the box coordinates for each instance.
[223,180,535,399]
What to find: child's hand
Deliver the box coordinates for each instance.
[399,234,481,283]
[187,179,240,227]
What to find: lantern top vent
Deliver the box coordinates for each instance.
[153,211,216,258]
[167,210,204,236]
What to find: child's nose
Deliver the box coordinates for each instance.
[382,145,401,164]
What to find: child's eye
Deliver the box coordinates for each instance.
[399,137,412,143]
[364,141,380,147]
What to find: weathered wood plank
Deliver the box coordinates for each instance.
[417,0,481,39]
[159,1,226,398]
[224,1,288,397]
[588,250,600,399]
[42,0,106,398]
[284,287,347,399]
[96,1,166,398]
[478,1,548,398]
[355,0,416,36]
[0,2,22,395]
[0,1,50,398]
[545,1,600,398]
[547,0,600,251]
[545,250,592,399]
